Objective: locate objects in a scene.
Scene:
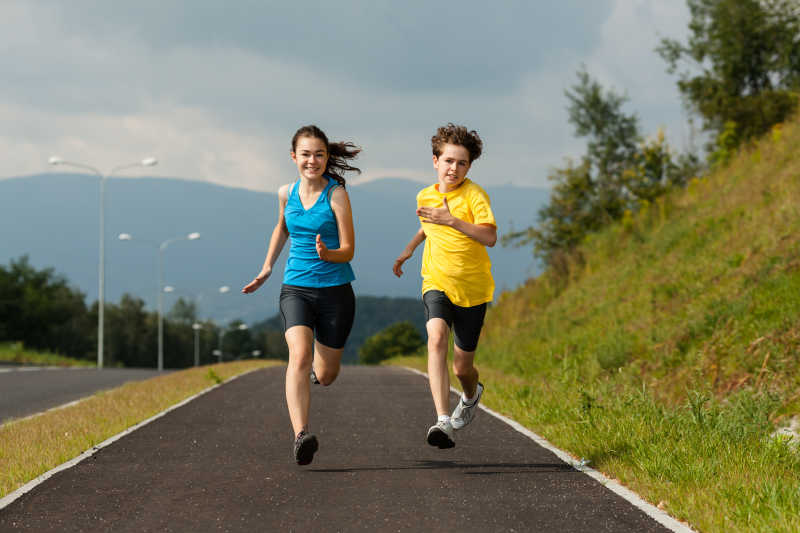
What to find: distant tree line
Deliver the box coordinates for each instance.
[0,256,276,367]
[507,0,800,268]
[1,257,427,367]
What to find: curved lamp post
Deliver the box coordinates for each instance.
[48,156,157,368]
[118,231,200,371]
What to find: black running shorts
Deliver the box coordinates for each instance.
[422,290,487,352]
[279,283,355,349]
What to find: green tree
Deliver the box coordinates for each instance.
[104,294,156,368]
[658,0,800,153]
[358,321,424,365]
[506,70,698,265]
[505,70,640,263]
[0,256,93,359]
[168,297,197,325]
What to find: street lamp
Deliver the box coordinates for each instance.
[192,323,202,367]
[48,156,157,369]
[118,231,201,371]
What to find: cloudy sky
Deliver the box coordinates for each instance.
[2,1,691,192]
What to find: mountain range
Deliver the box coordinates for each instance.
[0,174,548,325]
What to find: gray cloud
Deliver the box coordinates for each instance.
[47,1,614,91]
[0,1,690,190]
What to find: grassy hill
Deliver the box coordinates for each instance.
[390,117,800,532]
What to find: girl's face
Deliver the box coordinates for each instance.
[433,143,471,192]
[291,136,328,181]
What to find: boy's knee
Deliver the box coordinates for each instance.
[427,331,448,349]
[452,361,474,380]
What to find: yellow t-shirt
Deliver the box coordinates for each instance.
[418,178,496,307]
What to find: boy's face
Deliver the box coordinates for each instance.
[433,143,471,191]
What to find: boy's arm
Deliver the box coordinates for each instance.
[416,198,497,247]
[393,226,426,277]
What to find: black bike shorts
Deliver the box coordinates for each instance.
[422,290,487,352]
[279,283,355,349]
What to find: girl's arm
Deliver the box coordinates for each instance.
[416,197,497,247]
[393,226,426,277]
[242,184,290,293]
[316,186,355,263]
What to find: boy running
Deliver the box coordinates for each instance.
[393,123,496,449]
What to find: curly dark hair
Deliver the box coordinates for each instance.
[291,125,361,186]
[431,123,483,163]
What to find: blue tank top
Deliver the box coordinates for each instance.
[283,175,356,287]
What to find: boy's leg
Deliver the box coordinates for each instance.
[452,346,479,399]
[426,318,451,416]
[450,302,487,430]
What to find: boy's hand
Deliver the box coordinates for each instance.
[316,234,329,261]
[417,197,455,226]
[393,251,412,277]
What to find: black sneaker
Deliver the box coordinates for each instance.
[310,368,320,385]
[293,431,319,465]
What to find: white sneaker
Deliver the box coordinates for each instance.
[451,382,484,430]
[426,420,455,449]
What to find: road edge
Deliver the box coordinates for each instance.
[401,366,696,533]
[0,368,263,511]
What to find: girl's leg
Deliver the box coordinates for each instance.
[426,318,451,416]
[285,325,314,436]
[311,340,344,386]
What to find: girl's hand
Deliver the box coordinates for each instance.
[242,270,270,294]
[316,234,329,261]
[393,251,412,277]
[416,197,455,226]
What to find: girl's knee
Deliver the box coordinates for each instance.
[315,366,340,386]
[288,351,313,372]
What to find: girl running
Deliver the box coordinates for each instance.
[242,125,360,465]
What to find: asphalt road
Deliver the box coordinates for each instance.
[0,367,162,423]
[0,366,674,532]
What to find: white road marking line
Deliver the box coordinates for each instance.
[402,366,696,533]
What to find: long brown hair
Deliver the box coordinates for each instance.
[291,125,361,186]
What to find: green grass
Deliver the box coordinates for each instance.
[387,117,800,532]
[0,342,94,367]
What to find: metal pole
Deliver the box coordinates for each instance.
[98,174,106,369]
[194,327,200,367]
[158,246,164,371]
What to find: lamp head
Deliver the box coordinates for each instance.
[118,233,132,241]
[48,156,63,165]
[141,157,158,167]
[187,232,201,240]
